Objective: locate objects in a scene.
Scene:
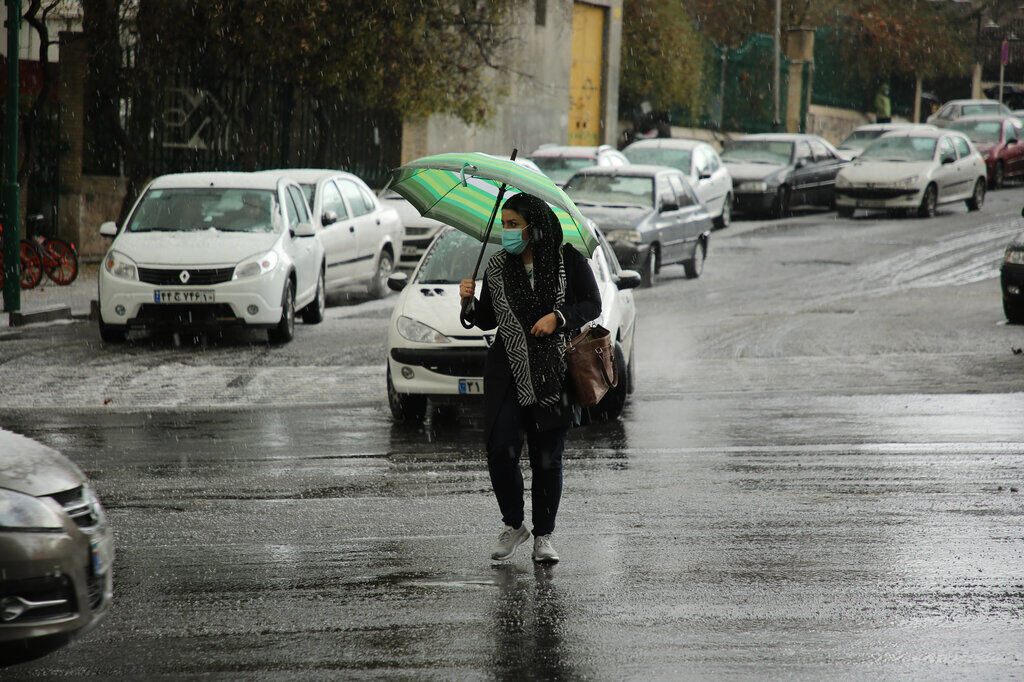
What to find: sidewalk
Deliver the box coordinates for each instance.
[1,263,98,327]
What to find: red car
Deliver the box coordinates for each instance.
[949,115,1024,188]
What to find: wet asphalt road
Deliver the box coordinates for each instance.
[4,188,1024,678]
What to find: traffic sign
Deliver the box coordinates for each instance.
[1002,40,1009,66]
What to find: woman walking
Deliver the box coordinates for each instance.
[460,192,601,564]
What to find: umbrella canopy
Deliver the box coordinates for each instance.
[387,152,598,257]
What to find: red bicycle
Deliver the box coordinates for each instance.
[27,214,78,285]
[0,223,44,289]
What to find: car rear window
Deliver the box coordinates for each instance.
[563,174,654,208]
[528,156,595,185]
[622,146,692,173]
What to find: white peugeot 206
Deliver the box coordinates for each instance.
[385,223,640,423]
[97,172,326,343]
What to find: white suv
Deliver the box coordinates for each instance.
[97,172,326,343]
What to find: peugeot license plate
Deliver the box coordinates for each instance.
[154,290,215,303]
[458,378,483,394]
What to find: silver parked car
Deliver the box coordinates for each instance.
[1,428,114,665]
[927,99,1013,128]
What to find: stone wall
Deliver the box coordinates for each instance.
[78,175,126,262]
[804,104,872,146]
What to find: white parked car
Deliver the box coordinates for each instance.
[834,126,988,218]
[259,169,402,298]
[385,224,640,422]
[97,172,326,343]
[622,138,734,228]
[927,99,1013,128]
[527,144,630,187]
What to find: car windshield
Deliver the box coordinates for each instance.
[949,120,1002,143]
[563,174,654,208]
[721,140,793,164]
[126,188,278,233]
[858,136,937,162]
[622,146,692,172]
[839,130,886,148]
[416,229,502,284]
[529,156,595,184]
[962,104,1002,117]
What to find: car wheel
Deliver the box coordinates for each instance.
[1004,296,1024,324]
[592,342,628,421]
[368,250,394,299]
[966,178,985,211]
[268,280,295,344]
[771,185,791,219]
[917,183,937,218]
[837,206,854,218]
[98,321,127,343]
[713,195,732,229]
[682,239,706,279]
[387,365,426,422]
[992,161,1005,189]
[301,267,325,324]
[640,247,658,288]
[625,338,636,395]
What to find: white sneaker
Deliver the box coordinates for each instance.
[491,525,530,561]
[532,534,559,564]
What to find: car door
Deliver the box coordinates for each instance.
[666,173,709,259]
[652,174,687,264]
[933,136,959,201]
[691,146,721,216]
[951,135,977,198]
[790,141,817,206]
[809,139,844,206]
[336,178,380,280]
[283,183,319,303]
[707,147,732,215]
[597,232,636,360]
[1006,120,1024,176]
[318,179,358,288]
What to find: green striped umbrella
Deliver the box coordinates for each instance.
[387,152,598,258]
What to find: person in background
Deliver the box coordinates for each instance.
[875,84,892,124]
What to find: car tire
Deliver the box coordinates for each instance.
[966,178,985,211]
[592,342,628,421]
[301,267,326,324]
[387,365,426,422]
[98,320,127,343]
[682,240,706,279]
[368,250,394,300]
[268,279,295,344]
[1004,297,1024,324]
[713,195,732,229]
[771,185,791,219]
[837,206,854,218]
[640,247,658,288]
[992,161,1005,189]
[917,183,937,218]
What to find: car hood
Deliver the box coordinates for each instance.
[575,204,651,231]
[112,230,281,267]
[722,161,787,182]
[841,160,932,182]
[0,429,85,497]
[397,283,486,339]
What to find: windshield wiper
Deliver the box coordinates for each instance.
[131,226,184,232]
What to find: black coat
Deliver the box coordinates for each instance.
[466,244,602,439]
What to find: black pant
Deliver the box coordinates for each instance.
[487,387,567,536]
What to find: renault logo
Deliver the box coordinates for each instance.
[179,270,190,284]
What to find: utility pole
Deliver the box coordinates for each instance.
[773,0,781,130]
[3,0,22,313]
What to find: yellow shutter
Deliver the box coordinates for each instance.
[569,3,605,146]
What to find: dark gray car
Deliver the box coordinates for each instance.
[563,165,713,287]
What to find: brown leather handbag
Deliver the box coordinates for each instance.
[564,324,617,407]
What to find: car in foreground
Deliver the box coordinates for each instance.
[259,169,403,298]
[926,99,1013,128]
[97,172,326,343]
[0,428,113,665]
[836,122,910,160]
[948,115,1024,188]
[721,133,847,218]
[564,165,713,287]
[385,224,640,422]
[527,144,629,187]
[1002,207,1024,324]
[622,138,734,228]
[834,126,987,218]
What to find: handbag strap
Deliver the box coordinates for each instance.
[595,345,617,388]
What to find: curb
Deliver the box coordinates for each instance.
[7,304,73,327]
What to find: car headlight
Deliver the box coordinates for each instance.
[894,176,919,188]
[738,181,768,192]
[604,230,643,244]
[104,250,138,281]
[0,488,64,531]
[396,315,451,343]
[1005,249,1024,265]
[835,174,851,188]
[233,251,279,280]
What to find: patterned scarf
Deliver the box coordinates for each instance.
[486,194,567,407]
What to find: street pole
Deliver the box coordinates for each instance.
[773,0,781,130]
[999,39,1008,106]
[3,0,21,313]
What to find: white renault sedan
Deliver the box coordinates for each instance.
[385,224,640,423]
[97,172,326,343]
[259,169,403,298]
[834,126,988,218]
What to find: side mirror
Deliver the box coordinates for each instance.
[1020,206,1024,218]
[941,155,955,165]
[1008,138,1019,146]
[293,221,316,237]
[615,270,642,290]
[99,221,118,237]
[321,210,338,226]
[386,271,408,292]
[699,170,712,180]
[795,158,809,169]
[660,200,679,213]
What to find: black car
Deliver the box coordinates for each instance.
[722,133,848,218]
[563,165,713,287]
[1001,207,1024,324]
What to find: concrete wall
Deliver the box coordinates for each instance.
[805,104,871,146]
[402,0,622,162]
[77,176,126,262]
